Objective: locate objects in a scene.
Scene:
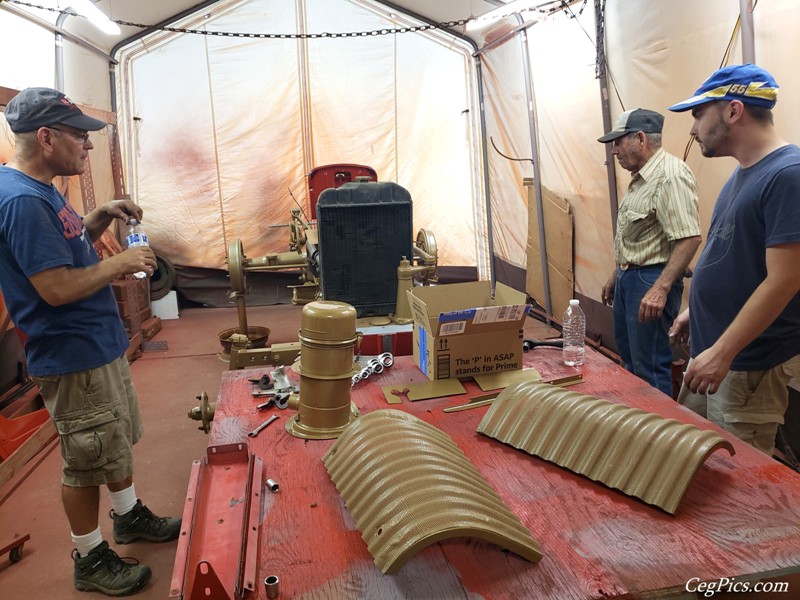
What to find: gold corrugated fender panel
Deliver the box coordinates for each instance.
[322,409,543,573]
[477,382,735,514]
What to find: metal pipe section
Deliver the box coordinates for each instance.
[55,12,68,92]
[594,0,620,233]
[235,295,248,335]
[472,7,552,313]
[0,3,113,62]
[516,19,553,319]
[296,0,315,178]
[264,575,280,599]
[475,55,496,288]
[473,19,539,56]
[739,0,755,63]
[245,252,307,270]
[3,2,113,92]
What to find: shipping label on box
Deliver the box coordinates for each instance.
[409,282,528,380]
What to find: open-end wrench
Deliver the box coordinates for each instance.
[248,414,279,437]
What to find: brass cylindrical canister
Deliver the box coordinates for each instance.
[287,301,360,439]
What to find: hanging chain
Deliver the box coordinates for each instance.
[562,0,589,19]
[5,0,585,40]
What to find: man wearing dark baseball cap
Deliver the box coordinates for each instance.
[597,108,701,397]
[667,64,800,457]
[4,87,108,133]
[597,108,665,143]
[1,87,179,595]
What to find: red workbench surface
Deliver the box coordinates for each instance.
[208,347,800,599]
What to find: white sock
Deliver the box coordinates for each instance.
[109,484,138,516]
[72,527,103,557]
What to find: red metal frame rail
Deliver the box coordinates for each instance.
[170,443,262,600]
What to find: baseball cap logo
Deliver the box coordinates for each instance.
[737,81,778,102]
[699,81,777,104]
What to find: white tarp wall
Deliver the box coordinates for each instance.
[116,0,485,271]
[479,0,800,307]
[3,0,800,308]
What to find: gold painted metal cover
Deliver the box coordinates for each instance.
[477,382,735,514]
[299,300,357,342]
[322,409,543,573]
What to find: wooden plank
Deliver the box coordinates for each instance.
[111,279,131,301]
[0,420,57,490]
[117,296,148,318]
[0,436,57,507]
[525,181,574,318]
[205,350,800,599]
[1,386,42,419]
[140,316,162,341]
[112,278,148,302]
[126,331,143,363]
[95,230,124,261]
[123,307,152,332]
[0,86,19,106]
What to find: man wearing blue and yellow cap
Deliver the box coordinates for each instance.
[668,64,800,456]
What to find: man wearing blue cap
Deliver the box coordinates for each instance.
[598,108,702,396]
[0,87,180,595]
[668,64,800,456]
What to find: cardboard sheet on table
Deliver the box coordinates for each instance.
[474,368,542,391]
[382,379,466,404]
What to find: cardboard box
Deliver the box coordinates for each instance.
[408,282,528,380]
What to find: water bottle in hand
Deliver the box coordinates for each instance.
[125,218,149,279]
[562,299,586,366]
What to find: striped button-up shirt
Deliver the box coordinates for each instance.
[614,147,700,267]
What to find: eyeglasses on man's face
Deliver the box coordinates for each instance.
[47,126,91,144]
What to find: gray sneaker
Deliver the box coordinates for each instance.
[73,541,151,596]
[111,499,182,544]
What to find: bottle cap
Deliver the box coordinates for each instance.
[569,299,579,306]
[129,218,139,226]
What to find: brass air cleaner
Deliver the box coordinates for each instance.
[286,301,361,439]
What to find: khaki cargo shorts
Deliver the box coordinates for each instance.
[32,355,143,487]
[678,354,800,456]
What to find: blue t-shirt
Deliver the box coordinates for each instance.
[0,166,129,376]
[689,145,800,370]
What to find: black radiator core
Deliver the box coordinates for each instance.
[317,181,413,316]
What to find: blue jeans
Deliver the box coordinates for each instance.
[613,266,682,396]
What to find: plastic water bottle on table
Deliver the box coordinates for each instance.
[562,299,585,367]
